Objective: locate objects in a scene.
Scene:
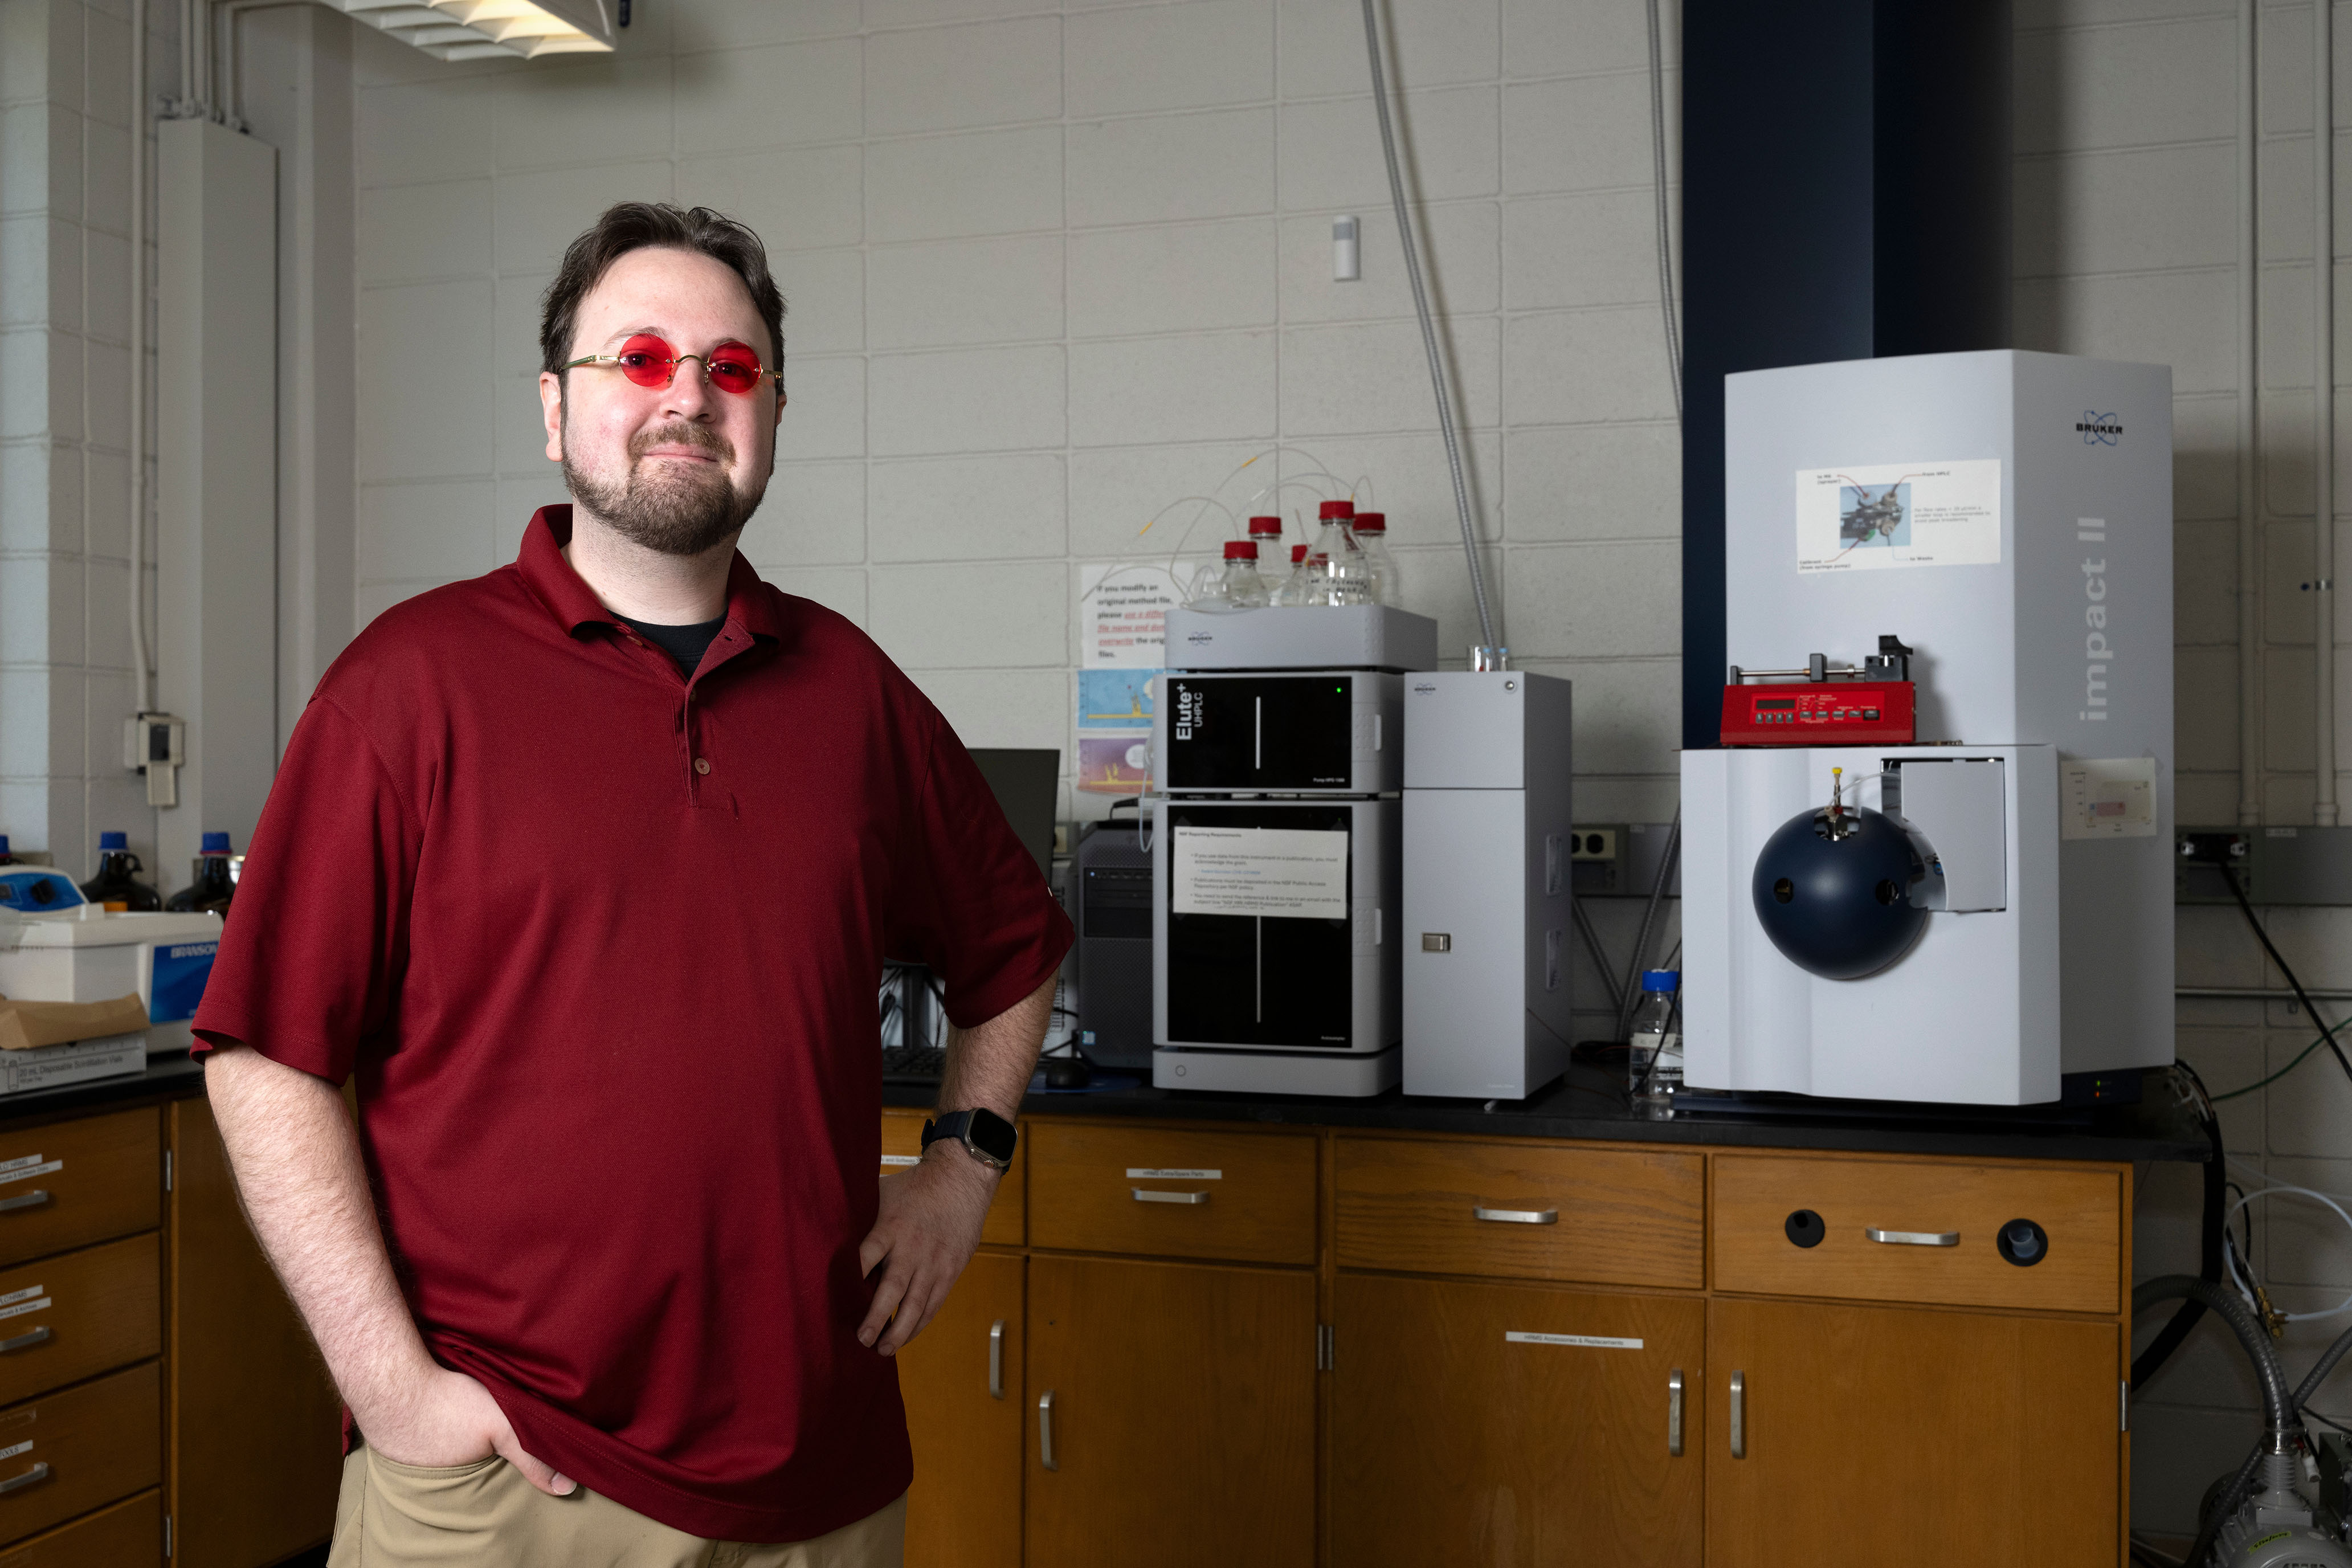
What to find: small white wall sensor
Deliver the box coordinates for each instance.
[1333,215,1360,281]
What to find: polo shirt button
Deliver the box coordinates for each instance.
[694,757,712,775]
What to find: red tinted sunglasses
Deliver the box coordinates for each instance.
[564,333,779,397]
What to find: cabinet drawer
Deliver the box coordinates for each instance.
[0,1237,160,1408]
[0,1488,158,1568]
[0,1362,161,1549]
[881,1112,1024,1247]
[1028,1124,1316,1265]
[0,1112,158,1271]
[1712,1154,2122,1314]
[1336,1138,1704,1289]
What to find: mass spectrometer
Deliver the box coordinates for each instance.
[1681,350,2173,1106]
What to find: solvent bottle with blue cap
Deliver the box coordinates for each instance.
[165,832,237,918]
[1628,969,1683,1120]
[80,832,161,911]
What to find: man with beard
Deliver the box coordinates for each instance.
[194,203,1071,1566]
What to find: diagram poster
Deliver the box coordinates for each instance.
[1078,669,1155,730]
[1079,564,1182,669]
[1077,734,1152,796]
[1794,459,2002,574]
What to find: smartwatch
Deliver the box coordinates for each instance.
[921,1108,1018,1173]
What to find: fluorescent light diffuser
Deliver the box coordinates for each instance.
[326,0,613,61]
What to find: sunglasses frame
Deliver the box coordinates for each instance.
[562,333,782,397]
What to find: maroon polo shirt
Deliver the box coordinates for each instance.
[192,506,1071,1542]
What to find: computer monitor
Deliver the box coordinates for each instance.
[967,749,1059,877]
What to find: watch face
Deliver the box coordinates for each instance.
[968,1108,1018,1165]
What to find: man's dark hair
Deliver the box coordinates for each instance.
[538,202,786,377]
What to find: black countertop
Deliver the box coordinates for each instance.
[888,1061,2209,1165]
[0,1051,206,1128]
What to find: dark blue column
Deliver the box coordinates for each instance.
[1679,0,2012,750]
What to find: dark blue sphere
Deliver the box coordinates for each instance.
[1750,805,1928,981]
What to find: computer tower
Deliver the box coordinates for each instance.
[1071,819,1153,1071]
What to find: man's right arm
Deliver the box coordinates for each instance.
[203,1042,574,1495]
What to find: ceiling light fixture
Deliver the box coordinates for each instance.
[325,0,614,62]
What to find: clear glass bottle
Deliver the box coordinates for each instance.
[1351,511,1399,606]
[80,831,161,912]
[1627,969,1682,1118]
[1219,540,1271,607]
[1304,500,1373,607]
[165,831,236,918]
[1275,544,1312,606]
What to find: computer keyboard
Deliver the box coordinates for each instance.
[880,1044,946,1084]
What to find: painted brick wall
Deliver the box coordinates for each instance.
[346,0,1688,832]
[0,0,173,877]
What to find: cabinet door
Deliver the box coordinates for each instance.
[169,1097,343,1568]
[1706,1297,2118,1567]
[900,1250,1023,1568]
[1025,1256,1314,1568]
[1331,1274,1703,1567]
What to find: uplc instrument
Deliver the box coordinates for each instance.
[1682,349,2173,1106]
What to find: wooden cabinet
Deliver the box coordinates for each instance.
[1025,1255,1315,1568]
[901,1250,1024,1568]
[887,1113,2138,1566]
[167,1097,342,1568]
[1704,1296,2120,1567]
[1331,1273,1704,1567]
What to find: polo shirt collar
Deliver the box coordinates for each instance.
[516,504,786,645]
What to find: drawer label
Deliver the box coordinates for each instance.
[1506,1332,1644,1350]
[1128,1168,1221,1180]
[0,1161,59,1187]
[880,1155,919,1168]
[0,1440,31,1463]
[0,1286,38,1310]
[0,1298,49,1324]
[0,1155,40,1177]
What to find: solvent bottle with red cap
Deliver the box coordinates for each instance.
[1304,500,1373,607]
[1351,511,1399,606]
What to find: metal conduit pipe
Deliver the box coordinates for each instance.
[2317,0,2339,826]
[2133,1274,2301,1443]
[2241,0,2263,826]
[129,0,150,714]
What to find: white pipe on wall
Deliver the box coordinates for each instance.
[2318,0,2339,825]
[130,0,150,715]
[2244,0,2264,825]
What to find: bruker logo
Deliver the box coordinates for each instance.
[2076,411,2122,446]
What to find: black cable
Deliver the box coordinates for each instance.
[2220,860,2352,1092]
[2131,1065,2226,1393]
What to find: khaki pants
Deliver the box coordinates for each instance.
[327,1445,906,1568]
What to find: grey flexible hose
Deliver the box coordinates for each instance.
[1361,0,1496,652]
[2134,1275,2299,1439]
[1643,0,1683,416]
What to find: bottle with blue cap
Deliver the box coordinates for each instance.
[79,832,161,911]
[165,832,237,918]
[1627,969,1683,1119]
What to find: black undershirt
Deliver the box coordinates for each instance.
[617,614,728,677]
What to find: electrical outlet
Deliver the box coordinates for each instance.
[2177,824,2352,905]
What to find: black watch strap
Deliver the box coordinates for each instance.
[921,1108,1017,1170]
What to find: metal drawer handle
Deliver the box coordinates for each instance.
[1472,1206,1558,1226]
[0,1461,48,1496]
[1865,1227,1959,1247]
[1039,1390,1057,1472]
[0,1190,49,1216]
[0,1327,47,1355]
[988,1320,1004,1400]
[1668,1369,1684,1457]
[1729,1371,1745,1459]
[1133,1189,1210,1206]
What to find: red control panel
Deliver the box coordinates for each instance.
[1720,681,1916,746]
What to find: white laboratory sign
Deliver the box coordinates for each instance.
[1504,1332,1645,1350]
[1170,827,1348,920]
[1794,458,2002,574]
[2060,756,2157,840]
[1079,564,1183,670]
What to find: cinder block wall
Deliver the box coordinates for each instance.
[346,0,1688,830]
[0,0,174,874]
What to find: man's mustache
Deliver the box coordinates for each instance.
[630,423,734,465]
